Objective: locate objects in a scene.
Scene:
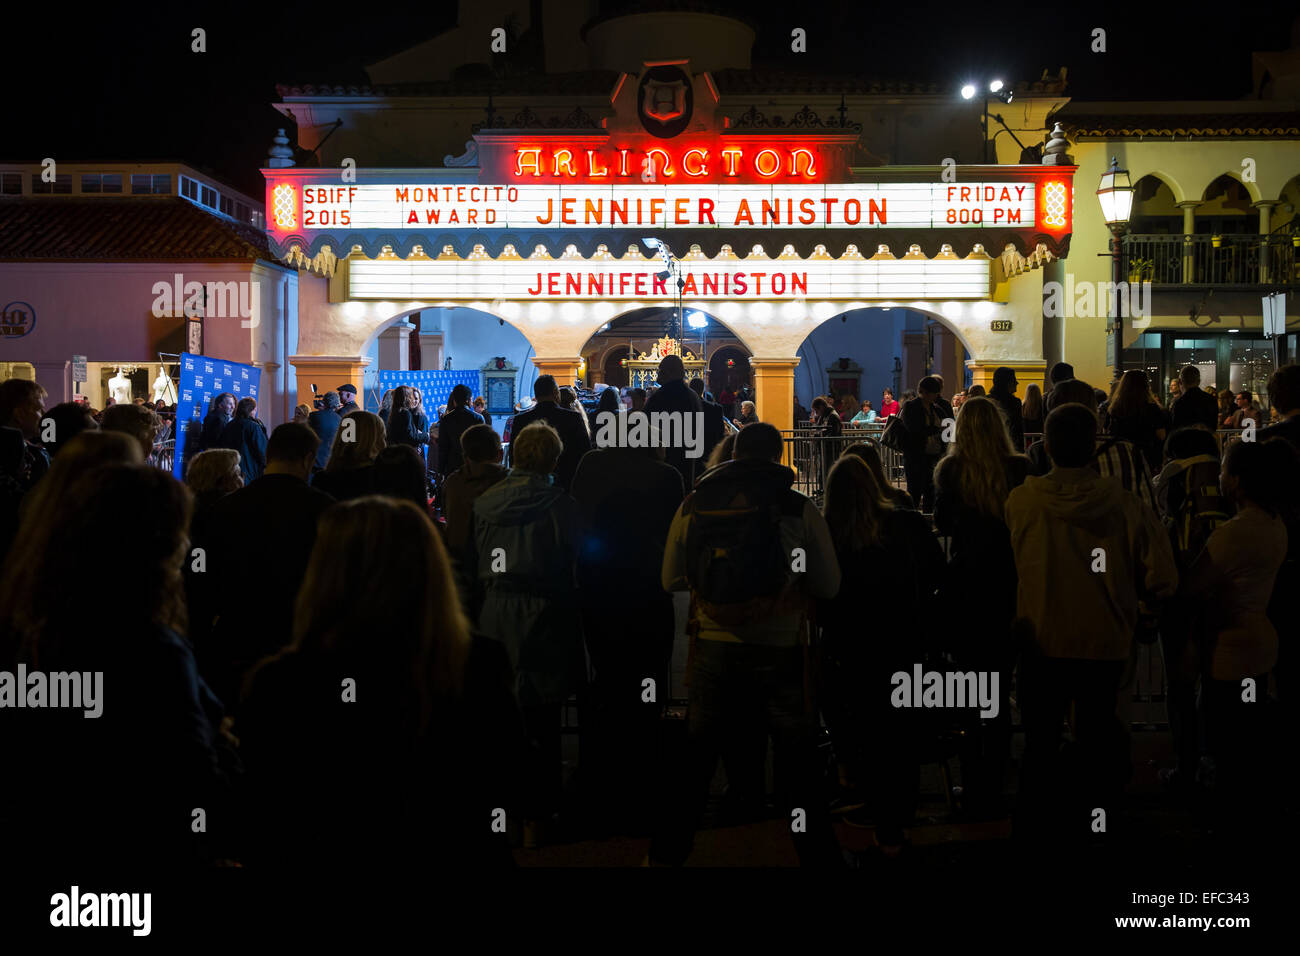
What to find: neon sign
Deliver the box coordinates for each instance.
[513,144,819,181]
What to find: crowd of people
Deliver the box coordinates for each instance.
[0,355,1296,870]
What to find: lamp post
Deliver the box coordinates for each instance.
[642,236,684,347]
[1096,156,1134,376]
[961,79,1014,163]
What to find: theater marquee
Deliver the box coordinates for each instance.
[277,182,1050,231]
[347,254,993,301]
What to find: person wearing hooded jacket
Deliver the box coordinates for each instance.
[988,366,1024,451]
[1006,403,1177,841]
[471,420,585,841]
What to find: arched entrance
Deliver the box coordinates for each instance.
[354,305,537,431]
[577,306,751,391]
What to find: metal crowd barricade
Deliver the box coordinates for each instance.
[780,423,905,502]
[154,439,176,473]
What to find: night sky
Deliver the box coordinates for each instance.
[9,2,1297,197]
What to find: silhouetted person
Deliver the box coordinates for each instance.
[1007,403,1177,844]
[688,377,726,463]
[0,464,229,867]
[313,411,386,502]
[237,496,526,869]
[1169,365,1218,432]
[651,422,843,867]
[191,423,334,710]
[570,411,683,832]
[645,354,705,493]
[437,383,485,478]
[900,376,947,511]
[472,422,585,843]
[507,375,591,492]
[220,397,267,484]
[307,390,342,471]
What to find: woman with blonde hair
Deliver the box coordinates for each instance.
[237,496,525,867]
[313,410,386,502]
[1021,383,1045,439]
[0,463,228,868]
[819,455,943,854]
[291,403,311,425]
[932,396,1029,817]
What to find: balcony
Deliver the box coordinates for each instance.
[1120,234,1298,288]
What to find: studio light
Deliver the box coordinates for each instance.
[960,84,976,100]
[687,311,707,329]
[989,79,1004,93]
[656,269,672,281]
[642,237,661,250]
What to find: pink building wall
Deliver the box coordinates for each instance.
[0,260,297,425]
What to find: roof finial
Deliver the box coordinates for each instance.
[1041,121,1073,165]
[267,128,295,168]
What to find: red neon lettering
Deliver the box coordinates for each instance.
[552,150,576,177]
[721,148,742,176]
[789,149,816,177]
[646,148,673,177]
[682,148,708,177]
[754,149,781,178]
[516,148,542,177]
[587,149,608,178]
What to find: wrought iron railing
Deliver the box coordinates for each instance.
[1120,233,1298,287]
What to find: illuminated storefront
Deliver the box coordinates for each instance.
[268,59,1075,432]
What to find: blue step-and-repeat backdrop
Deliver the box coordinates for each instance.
[174,352,262,479]
[369,370,480,414]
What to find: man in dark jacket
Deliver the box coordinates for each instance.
[687,377,726,463]
[571,420,683,829]
[437,383,485,478]
[1169,365,1219,432]
[988,366,1024,450]
[219,397,268,484]
[190,423,335,711]
[439,424,509,597]
[900,375,949,512]
[645,354,705,492]
[307,390,341,471]
[507,375,591,490]
[200,392,236,452]
[337,384,360,416]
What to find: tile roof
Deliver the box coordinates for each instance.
[275,72,620,99]
[1056,111,1300,138]
[0,198,277,262]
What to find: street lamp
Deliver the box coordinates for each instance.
[1096,156,1134,375]
[962,79,1014,163]
[643,236,685,345]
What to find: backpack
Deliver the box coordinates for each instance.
[683,474,806,626]
[879,413,907,452]
[1163,454,1231,568]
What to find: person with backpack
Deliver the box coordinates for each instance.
[649,422,843,867]
[1152,427,1231,792]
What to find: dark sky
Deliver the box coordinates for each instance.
[8,2,1297,196]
